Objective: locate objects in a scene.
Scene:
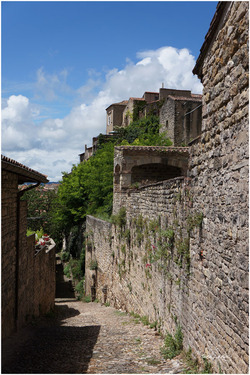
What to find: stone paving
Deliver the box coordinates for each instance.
[2,260,185,374]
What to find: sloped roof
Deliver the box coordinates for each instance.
[115,145,189,154]
[144,91,159,95]
[193,2,231,79]
[129,97,146,101]
[106,100,128,111]
[167,95,202,102]
[1,155,49,184]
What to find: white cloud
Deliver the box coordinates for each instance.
[2,95,40,151]
[2,46,202,180]
[34,67,72,101]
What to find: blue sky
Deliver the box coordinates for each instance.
[2,1,218,181]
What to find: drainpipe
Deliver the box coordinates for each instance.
[15,182,41,330]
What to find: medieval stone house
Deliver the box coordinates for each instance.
[1,155,56,338]
[80,87,202,162]
[106,100,128,134]
[106,88,202,143]
[159,88,202,146]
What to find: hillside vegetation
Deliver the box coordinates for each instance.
[23,115,172,289]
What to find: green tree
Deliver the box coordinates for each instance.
[83,142,114,217]
[22,187,57,234]
[50,141,114,243]
[47,115,172,254]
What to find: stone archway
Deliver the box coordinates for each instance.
[114,146,189,188]
[131,163,182,185]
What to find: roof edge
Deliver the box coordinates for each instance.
[2,155,49,183]
[193,2,232,80]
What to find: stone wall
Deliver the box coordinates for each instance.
[1,171,56,338]
[159,98,175,142]
[188,2,249,372]
[18,201,56,329]
[85,2,248,373]
[85,215,112,303]
[1,170,18,338]
[86,177,196,339]
[159,96,202,146]
[106,104,126,134]
[18,200,56,328]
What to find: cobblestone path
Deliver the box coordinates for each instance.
[2,260,185,374]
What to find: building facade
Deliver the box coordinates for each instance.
[1,156,56,338]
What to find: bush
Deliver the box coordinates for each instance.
[89,259,98,270]
[63,264,71,278]
[75,280,84,300]
[61,251,70,262]
[83,295,91,303]
[70,258,83,281]
[161,325,183,359]
[111,207,126,229]
[27,229,35,237]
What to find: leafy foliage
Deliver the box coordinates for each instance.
[23,115,172,261]
[115,115,172,146]
[22,187,57,235]
[51,142,114,240]
[161,325,183,359]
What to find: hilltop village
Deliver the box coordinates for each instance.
[1,2,248,374]
[79,87,202,162]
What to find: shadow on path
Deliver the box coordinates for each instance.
[2,325,101,374]
[2,257,100,374]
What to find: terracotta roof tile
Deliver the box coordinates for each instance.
[129,97,146,101]
[115,146,189,154]
[1,155,49,183]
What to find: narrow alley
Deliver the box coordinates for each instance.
[2,258,184,374]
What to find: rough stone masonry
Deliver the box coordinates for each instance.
[85,2,249,373]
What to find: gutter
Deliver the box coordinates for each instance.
[15,182,41,330]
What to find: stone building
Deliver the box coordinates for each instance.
[106,88,202,144]
[113,145,189,213]
[106,91,160,133]
[159,88,202,146]
[85,2,249,373]
[81,87,201,163]
[1,155,56,338]
[79,134,117,162]
[106,100,128,134]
